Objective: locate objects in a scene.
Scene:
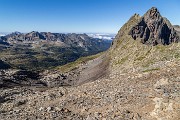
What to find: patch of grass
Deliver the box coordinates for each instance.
[174,53,180,59]
[142,68,160,73]
[135,47,152,61]
[115,55,129,65]
[155,45,167,52]
[135,56,146,61]
[142,59,156,68]
[116,39,124,47]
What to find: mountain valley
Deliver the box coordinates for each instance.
[0,7,180,120]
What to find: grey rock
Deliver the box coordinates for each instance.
[129,7,179,45]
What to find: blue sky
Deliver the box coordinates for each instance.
[0,0,179,33]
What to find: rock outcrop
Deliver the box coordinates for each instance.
[129,7,179,45]
[25,31,45,41]
[174,25,180,36]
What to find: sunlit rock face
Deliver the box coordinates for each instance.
[129,7,179,45]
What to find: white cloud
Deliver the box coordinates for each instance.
[0,34,5,36]
[87,33,115,40]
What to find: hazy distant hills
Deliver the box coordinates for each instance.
[1,31,111,49]
[0,31,111,70]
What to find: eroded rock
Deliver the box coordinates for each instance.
[129,7,179,45]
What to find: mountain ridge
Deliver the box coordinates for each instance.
[129,7,179,45]
[0,7,180,120]
[1,31,111,49]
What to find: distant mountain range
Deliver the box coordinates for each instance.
[0,31,111,50]
[0,31,111,70]
[0,32,115,40]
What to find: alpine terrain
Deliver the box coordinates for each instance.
[0,7,180,120]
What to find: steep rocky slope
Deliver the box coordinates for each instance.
[0,7,180,120]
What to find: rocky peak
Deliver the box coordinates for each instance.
[25,31,45,40]
[144,7,161,21]
[6,31,22,38]
[129,7,179,45]
[40,32,56,41]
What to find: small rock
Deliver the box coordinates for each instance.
[47,107,52,112]
[39,107,44,111]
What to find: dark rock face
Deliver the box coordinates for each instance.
[0,37,9,45]
[0,60,11,69]
[129,7,179,45]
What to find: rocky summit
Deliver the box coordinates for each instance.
[129,7,179,45]
[0,7,180,120]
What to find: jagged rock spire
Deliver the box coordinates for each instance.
[129,7,179,45]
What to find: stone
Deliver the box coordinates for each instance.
[39,107,44,111]
[129,7,179,45]
[47,107,52,112]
